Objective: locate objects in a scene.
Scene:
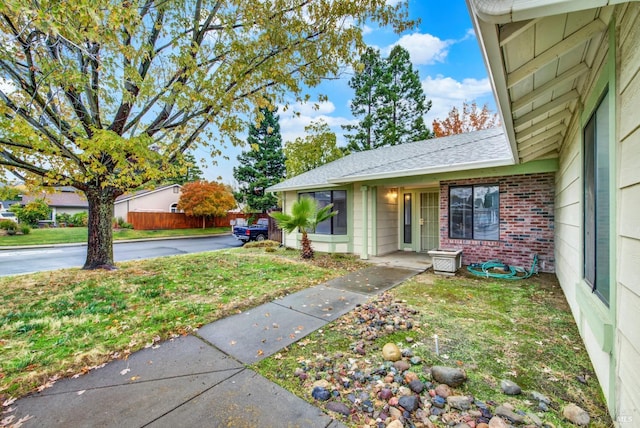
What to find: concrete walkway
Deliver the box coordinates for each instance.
[7,265,423,428]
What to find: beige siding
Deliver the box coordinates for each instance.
[114,186,181,219]
[376,188,399,255]
[617,3,640,422]
[557,3,640,417]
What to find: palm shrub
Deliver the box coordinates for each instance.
[269,196,337,259]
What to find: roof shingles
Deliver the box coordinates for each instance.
[268,128,513,192]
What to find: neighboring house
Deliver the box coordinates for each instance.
[114,184,182,220]
[21,187,88,220]
[0,200,20,212]
[269,0,640,421]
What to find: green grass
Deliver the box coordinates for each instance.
[0,247,365,397]
[0,226,230,246]
[254,271,613,427]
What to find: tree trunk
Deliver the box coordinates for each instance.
[83,187,119,270]
[300,231,314,259]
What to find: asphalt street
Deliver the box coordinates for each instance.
[0,234,243,277]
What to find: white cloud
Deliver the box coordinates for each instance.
[421,75,494,124]
[278,100,356,145]
[390,33,453,65]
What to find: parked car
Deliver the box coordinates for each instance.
[233,218,269,242]
[0,212,18,223]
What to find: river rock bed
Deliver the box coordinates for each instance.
[293,292,590,427]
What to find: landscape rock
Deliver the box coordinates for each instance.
[530,391,551,404]
[447,395,472,411]
[398,395,420,412]
[477,423,490,428]
[326,401,351,416]
[434,383,452,398]
[432,395,446,408]
[409,379,425,393]
[500,379,522,395]
[488,416,509,428]
[311,386,330,401]
[526,412,543,426]
[394,360,411,372]
[563,403,590,426]
[387,420,404,428]
[431,366,467,387]
[382,343,402,361]
[313,379,330,389]
[495,405,525,424]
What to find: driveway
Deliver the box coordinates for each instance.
[0,234,243,277]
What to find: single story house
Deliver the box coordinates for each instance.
[269,0,639,421]
[268,127,556,271]
[113,184,182,220]
[21,187,89,220]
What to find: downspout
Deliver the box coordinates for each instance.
[361,185,369,260]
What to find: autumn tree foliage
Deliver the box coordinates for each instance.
[0,0,415,269]
[432,102,500,137]
[177,181,236,228]
[284,120,344,177]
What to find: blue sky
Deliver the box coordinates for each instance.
[191,0,496,183]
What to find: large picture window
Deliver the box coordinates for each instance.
[583,91,610,306]
[299,190,347,235]
[449,185,499,240]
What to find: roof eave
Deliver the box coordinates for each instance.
[266,182,341,193]
[468,0,632,24]
[466,1,520,162]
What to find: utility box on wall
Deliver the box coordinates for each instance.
[428,249,463,275]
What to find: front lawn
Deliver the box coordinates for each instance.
[0,226,230,246]
[0,247,364,398]
[254,271,612,427]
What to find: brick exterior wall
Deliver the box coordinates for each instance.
[439,173,555,273]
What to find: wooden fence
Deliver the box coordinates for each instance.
[127,212,269,231]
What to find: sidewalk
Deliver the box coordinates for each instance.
[7,265,423,428]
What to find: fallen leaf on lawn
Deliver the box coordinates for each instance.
[120,368,131,376]
[2,397,17,407]
[273,353,283,360]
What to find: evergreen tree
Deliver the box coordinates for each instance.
[233,107,286,212]
[344,46,432,151]
[377,45,432,146]
[166,152,204,185]
[343,47,385,152]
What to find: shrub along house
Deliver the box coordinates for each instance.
[270,0,640,420]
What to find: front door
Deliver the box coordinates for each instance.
[420,191,439,252]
